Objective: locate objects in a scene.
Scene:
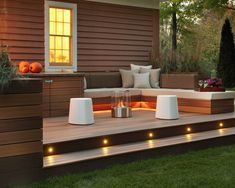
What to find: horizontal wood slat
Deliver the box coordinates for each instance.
[0,105,42,120]
[0,141,42,158]
[78,7,153,20]
[78,15,153,26]
[0,129,42,146]
[0,117,42,133]
[77,38,152,46]
[0,153,42,173]
[77,44,152,51]
[3,79,42,94]
[0,93,42,107]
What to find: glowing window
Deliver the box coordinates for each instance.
[49,8,71,65]
[45,1,77,71]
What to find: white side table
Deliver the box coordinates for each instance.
[69,98,94,125]
[155,95,179,120]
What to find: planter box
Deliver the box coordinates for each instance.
[0,78,43,187]
[161,73,198,90]
[197,87,225,92]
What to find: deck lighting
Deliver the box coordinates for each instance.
[148,132,154,138]
[103,139,109,145]
[219,122,224,128]
[186,134,192,141]
[48,147,54,154]
[187,127,191,132]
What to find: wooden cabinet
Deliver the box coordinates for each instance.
[28,73,84,117]
[43,76,84,117]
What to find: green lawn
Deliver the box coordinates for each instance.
[18,144,235,188]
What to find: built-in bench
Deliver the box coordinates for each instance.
[84,72,235,114]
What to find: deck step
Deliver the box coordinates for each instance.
[44,126,235,168]
[43,113,235,156]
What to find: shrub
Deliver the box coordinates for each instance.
[217,18,235,87]
[0,49,18,92]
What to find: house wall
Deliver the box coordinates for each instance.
[0,0,159,72]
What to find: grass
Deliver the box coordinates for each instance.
[18,144,235,188]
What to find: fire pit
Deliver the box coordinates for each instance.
[111,90,132,118]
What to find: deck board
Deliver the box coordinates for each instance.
[43,109,235,144]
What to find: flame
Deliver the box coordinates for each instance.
[117,100,125,107]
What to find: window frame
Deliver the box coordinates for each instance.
[45,1,77,72]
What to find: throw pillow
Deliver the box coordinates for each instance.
[84,77,87,89]
[130,64,152,72]
[140,67,161,88]
[133,72,151,88]
[119,69,138,88]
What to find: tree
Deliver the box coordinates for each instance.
[160,0,204,70]
[217,18,235,87]
[202,0,235,11]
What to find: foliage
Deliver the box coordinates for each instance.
[0,49,18,92]
[160,0,235,77]
[207,78,223,87]
[217,18,235,87]
[159,52,199,73]
[18,144,235,188]
[202,0,235,11]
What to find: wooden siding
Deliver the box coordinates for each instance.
[0,0,45,65]
[0,0,159,72]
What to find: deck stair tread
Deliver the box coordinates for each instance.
[44,126,235,168]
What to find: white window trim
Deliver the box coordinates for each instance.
[45,1,77,72]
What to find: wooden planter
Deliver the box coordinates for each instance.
[0,78,43,187]
[197,87,225,92]
[161,73,198,90]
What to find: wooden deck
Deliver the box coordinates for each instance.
[43,109,235,144]
[42,109,235,177]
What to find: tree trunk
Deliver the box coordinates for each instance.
[171,9,177,70]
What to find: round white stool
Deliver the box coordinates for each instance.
[69,98,94,125]
[155,95,179,120]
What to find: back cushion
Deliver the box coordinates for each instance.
[85,72,122,89]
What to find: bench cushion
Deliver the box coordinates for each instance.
[84,88,141,98]
[141,89,235,100]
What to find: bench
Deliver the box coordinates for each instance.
[84,72,235,114]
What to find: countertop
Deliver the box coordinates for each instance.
[21,72,85,77]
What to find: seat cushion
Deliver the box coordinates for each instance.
[141,88,235,100]
[84,88,141,98]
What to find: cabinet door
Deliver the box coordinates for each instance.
[43,77,52,117]
[50,77,84,117]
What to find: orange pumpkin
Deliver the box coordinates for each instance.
[29,62,43,73]
[19,61,30,73]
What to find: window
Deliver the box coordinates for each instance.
[45,1,77,72]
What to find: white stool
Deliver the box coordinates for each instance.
[155,95,179,120]
[69,98,94,125]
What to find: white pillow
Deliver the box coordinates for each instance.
[84,77,87,89]
[119,69,138,88]
[140,68,161,88]
[130,64,152,72]
[133,72,151,88]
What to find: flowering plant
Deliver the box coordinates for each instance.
[206,78,223,87]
